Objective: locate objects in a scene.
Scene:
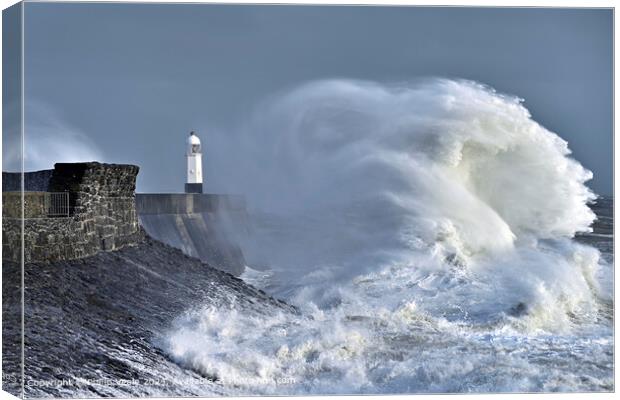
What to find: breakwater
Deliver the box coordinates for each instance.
[1,162,284,397]
[136,194,247,276]
[2,163,248,275]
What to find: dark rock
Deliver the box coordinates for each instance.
[2,236,294,397]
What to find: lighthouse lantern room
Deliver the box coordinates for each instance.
[185,131,203,193]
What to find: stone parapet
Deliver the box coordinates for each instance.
[2,162,143,263]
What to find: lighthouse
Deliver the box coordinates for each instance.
[185,131,203,193]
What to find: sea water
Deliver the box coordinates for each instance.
[162,79,613,394]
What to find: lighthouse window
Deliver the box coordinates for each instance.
[192,144,201,153]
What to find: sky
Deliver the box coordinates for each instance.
[3,3,613,195]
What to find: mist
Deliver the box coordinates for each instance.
[2,102,104,172]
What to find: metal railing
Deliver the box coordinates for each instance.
[47,192,70,217]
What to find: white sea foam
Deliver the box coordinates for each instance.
[162,79,612,394]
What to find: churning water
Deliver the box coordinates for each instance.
[162,79,613,394]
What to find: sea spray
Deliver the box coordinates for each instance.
[162,79,612,393]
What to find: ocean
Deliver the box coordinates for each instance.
[161,197,613,394]
[161,79,614,395]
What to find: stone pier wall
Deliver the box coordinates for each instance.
[2,162,143,263]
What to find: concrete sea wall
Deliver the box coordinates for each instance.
[136,194,247,276]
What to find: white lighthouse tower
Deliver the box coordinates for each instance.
[185,131,203,193]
